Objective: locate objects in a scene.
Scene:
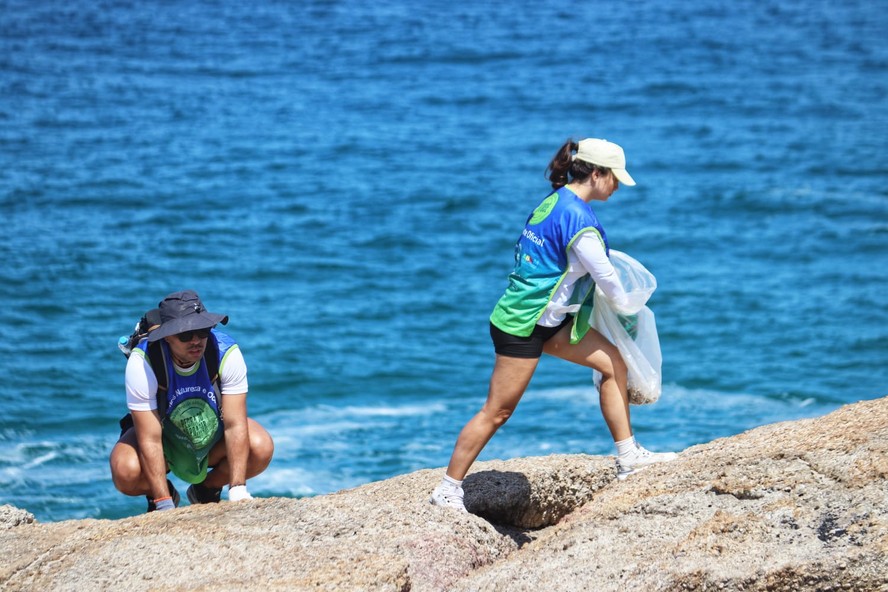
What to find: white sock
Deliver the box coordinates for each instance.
[441,474,463,491]
[615,436,637,459]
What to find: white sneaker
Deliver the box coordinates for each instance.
[429,484,468,513]
[616,446,678,480]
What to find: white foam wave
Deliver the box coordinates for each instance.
[22,451,59,470]
[263,401,448,422]
[338,402,448,417]
[246,466,363,498]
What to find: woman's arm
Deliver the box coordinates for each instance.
[572,231,629,310]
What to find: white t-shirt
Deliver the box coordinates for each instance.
[538,231,630,327]
[125,345,248,412]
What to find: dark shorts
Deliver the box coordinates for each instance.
[489,317,572,359]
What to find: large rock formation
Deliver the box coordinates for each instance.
[2,397,886,591]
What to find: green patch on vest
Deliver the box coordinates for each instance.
[529,193,558,225]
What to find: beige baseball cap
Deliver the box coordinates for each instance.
[574,138,636,186]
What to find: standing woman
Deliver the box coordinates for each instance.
[430,138,676,512]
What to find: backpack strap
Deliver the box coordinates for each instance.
[147,340,170,418]
[205,332,222,408]
[146,333,222,420]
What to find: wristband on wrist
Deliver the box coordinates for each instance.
[153,496,172,503]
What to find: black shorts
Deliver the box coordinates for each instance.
[489,317,571,359]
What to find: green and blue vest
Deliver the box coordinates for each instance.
[490,186,609,343]
[133,330,238,477]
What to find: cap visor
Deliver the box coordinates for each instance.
[613,169,636,186]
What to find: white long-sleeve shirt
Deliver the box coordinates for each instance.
[537,231,629,327]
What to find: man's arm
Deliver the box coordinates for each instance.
[221,393,250,492]
[131,409,172,501]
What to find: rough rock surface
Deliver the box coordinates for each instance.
[2,397,886,591]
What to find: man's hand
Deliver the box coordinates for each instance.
[228,484,253,502]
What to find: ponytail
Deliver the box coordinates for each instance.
[546,139,611,189]
[545,138,604,189]
[545,139,577,189]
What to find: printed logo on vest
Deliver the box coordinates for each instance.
[528,193,558,225]
[169,399,220,449]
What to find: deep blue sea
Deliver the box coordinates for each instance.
[1,0,886,522]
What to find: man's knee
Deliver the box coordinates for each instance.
[110,448,143,494]
[249,423,274,472]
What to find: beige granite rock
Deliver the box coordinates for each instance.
[2,397,886,591]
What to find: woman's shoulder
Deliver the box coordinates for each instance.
[559,193,598,222]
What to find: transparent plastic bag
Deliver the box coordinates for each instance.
[591,250,663,405]
[603,250,658,314]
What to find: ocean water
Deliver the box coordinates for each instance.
[1,0,886,522]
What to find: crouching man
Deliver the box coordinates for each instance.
[110,290,274,512]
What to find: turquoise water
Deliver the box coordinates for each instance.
[1,0,886,522]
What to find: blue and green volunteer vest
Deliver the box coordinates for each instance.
[490,186,609,343]
[134,330,238,472]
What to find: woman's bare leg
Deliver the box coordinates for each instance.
[444,354,539,480]
[543,324,632,442]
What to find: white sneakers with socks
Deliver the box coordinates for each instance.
[616,444,677,480]
[429,478,468,513]
[430,442,677,512]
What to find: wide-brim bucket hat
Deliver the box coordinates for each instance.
[147,290,228,342]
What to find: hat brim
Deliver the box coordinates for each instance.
[147,312,229,342]
[613,168,636,186]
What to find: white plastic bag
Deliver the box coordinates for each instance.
[591,250,663,405]
[603,250,658,315]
